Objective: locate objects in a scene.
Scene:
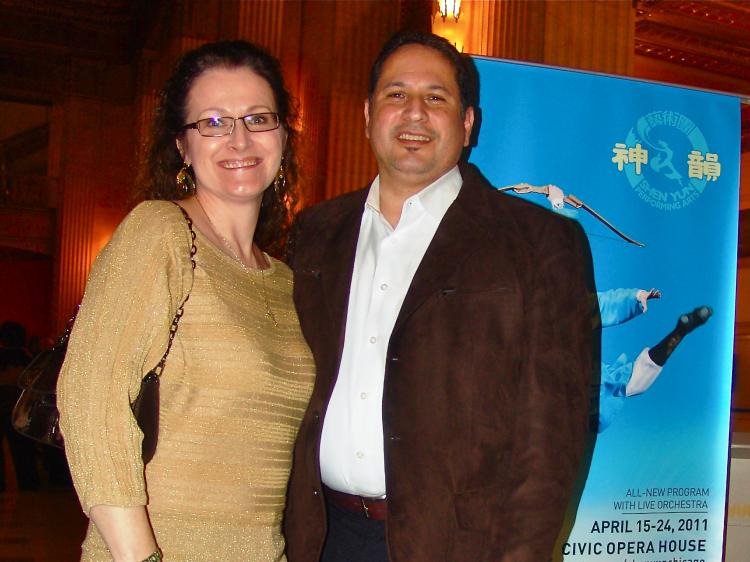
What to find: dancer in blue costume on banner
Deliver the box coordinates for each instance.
[597,288,712,431]
[500,182,714,431]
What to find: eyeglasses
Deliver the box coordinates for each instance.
[182,112,280,137]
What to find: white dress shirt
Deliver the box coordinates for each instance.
[319,166,462,497]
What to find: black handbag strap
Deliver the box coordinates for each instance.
[152,204,197,376]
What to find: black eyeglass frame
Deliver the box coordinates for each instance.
[182,112,281,137]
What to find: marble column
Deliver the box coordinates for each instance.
[52,90,135,331]
[321,1,400,201]
[543,0,634,75]
[53,96,100,331]
[437,0,634,76]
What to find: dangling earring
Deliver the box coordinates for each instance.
[176,162,195,195]
[273,160,286,201]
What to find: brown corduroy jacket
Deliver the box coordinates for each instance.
[284,163,596,562]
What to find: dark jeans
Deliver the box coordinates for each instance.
[321,500,389,562]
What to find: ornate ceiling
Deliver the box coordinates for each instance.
[636,0,750,84]
[635,0,750,151]
[0,0,156,63]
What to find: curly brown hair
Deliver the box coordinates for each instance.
[138,40,300,257]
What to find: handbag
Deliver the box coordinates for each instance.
[10,313,75,449]
[12,203,197,464]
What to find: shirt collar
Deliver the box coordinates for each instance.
[365,166,462,221]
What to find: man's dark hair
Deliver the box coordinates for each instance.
[367,30,478,113]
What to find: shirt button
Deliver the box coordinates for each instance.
[356,451,365,459]
[360,392,368,400]
[380,283,388,291]
[369,336,377,344]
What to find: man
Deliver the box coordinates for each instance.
[284,31,594,562]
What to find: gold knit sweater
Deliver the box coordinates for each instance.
[58,201,315,561]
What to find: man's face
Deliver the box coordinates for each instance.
[365,44,474,191]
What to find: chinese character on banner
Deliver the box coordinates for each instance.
[612,143,629,171]
[628,144,648,175]
[688,150,722,181]
[611,142,648,175]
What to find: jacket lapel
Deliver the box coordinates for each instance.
[392,169,490,336]
[316,192,367,356]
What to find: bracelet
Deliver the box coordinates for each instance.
[142,548,163,562]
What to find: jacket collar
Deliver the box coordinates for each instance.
[315,162,500,354]
[392,162,493,336]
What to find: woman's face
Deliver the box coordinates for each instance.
[178,66,286,204]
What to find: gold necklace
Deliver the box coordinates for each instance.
[195,197,278,327]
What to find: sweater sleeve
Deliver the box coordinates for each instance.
[57,201,193,515]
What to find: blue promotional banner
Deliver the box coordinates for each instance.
[470,57,740,562]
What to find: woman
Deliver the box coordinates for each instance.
[58,41,315,562]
